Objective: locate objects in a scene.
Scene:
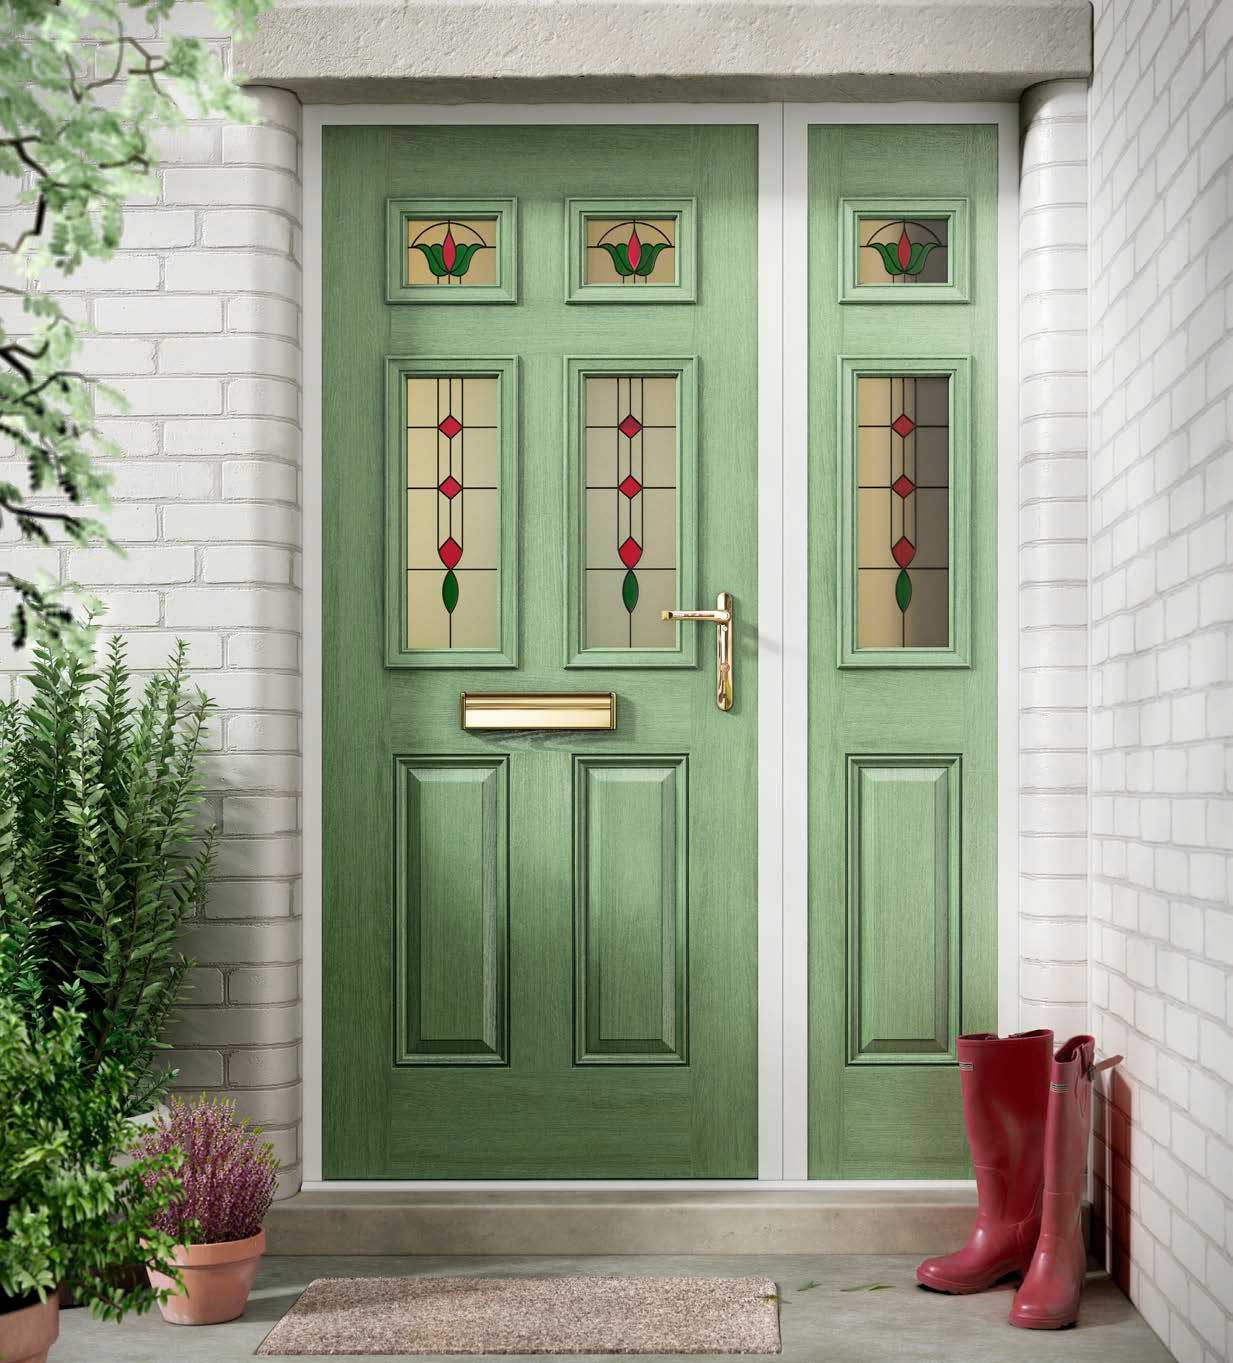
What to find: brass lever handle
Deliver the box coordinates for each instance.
[662,592,734,711]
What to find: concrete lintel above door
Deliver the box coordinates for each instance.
[238,1,1092,104]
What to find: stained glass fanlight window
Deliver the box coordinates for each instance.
[406,375,499,648]
[584,375,678,648]
[856,375,950,649]
[405,217,498,288]
[585,218,677,286]
[858,217,949,285]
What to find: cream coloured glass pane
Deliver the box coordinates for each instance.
[582,373,678,650]
[855,373,950,650]
[584,217,678,286]
[405,374,501,650]
[406,217,498,288]
[857,217,949,285]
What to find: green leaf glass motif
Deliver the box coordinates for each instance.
[622,569,639,614]
[598,239,670,279]
[894,569,912,614]
[413,233,485,281]
[868,230,939,279]
[442,569,459,614]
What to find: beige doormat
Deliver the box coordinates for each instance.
[256,1275,781,1356]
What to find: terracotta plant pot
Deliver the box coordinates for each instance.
[147,1229,265,1325]
[0,1290,60,1363]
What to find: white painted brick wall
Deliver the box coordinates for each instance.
[1019,79,1092,1040]
[0,37,304,1194]
[1089,0,1233,1358]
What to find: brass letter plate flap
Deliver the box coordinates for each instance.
[460,692,617,732]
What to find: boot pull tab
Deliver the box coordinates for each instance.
[1088,1054,1123,1079]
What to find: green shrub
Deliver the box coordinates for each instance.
[0,980,185,1320]
[0,636,214,1113]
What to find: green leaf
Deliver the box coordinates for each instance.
[840,1283,894,1292]
[797,1281,821,1292]
[441,570,460,614]
[905,241,939,276]
[412,242,449,277]
[895,569,912,613]
[868,242,904,276]
[598,242,635,277]
[621,569,639,614]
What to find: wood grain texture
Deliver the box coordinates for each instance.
[574,757,688,1065]
[394,757,509,1065]
[323,124,759,1178]
[808,123,999,1178]
[847,756,960,1064]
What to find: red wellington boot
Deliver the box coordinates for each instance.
[916,1030,1053,1294]
[1009,1036,1120,1330]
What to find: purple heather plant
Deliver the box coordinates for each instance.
[132,1096,278,1246]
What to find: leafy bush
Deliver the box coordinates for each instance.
[0,635,214,1112]
[0,979,185,1321]
[132,1096,278,1245]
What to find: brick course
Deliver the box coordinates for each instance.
[1089,0,1233,1358]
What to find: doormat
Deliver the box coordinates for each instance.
[256,1275,782,1356]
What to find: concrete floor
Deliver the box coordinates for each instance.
[57,1254,1172,1362]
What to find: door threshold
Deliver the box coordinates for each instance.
[267,1186,978,1256]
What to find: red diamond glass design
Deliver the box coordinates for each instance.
[437,536,462,570]
[438,474,462,500]
[891,474,915,499]
[617,414,643,440]
[618,536,643,568]
[438,414,462,439]
[891,413,915,439]
[618,473,642,499]
[891,536,916,569]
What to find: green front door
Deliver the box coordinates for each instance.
[322,125,759,1178]
[807,124,999,1176]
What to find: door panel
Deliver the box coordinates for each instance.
[323,125,758,1178]
[808,124,999,1177]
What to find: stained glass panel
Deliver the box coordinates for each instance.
[858,217,949,285]
[584,217,678,286]
[856,375,949,649]
[406,217,498,288]
[406,375,500,648]
[583,375,678,648]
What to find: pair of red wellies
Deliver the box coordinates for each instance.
[915,1029,1120,1330]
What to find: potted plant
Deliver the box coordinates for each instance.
[0,635,215,1119]
[133,1096,279,1325]
[0,978,187,1363]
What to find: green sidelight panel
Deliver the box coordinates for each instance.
[809,122,999,1178]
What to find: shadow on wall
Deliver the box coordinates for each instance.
[1090,1070,1133,1297]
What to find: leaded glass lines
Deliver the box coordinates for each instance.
[583,375,678,649]
[406,375,500,649]
[856,375,950,649]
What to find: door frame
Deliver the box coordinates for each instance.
[301,100,1020,1188]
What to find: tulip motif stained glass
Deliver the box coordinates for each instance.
[858,217,949,285]
[406,376,500,648]
[856,375,950,648]
[585,217,677,286]
[584,375,678,648]
[406,217,498,287]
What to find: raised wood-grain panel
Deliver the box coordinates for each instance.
[847,755,960,1064]
[394,756,509,1065]
[574,756,688,1064]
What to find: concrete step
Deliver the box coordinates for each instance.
[266,1187,980,1256]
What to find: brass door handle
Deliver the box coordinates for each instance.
[662,592,734,711]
